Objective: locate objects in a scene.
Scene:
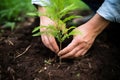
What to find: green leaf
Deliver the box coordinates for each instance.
[60,4,75,14]
[4,22,15,31]
[68,26,76,31]
[63,15,82,22]
[32,26,40,33]
[61,34,69,42]
[69,29,82,36]
[32,32,41,36]
[59,4,75,18]
[27,12,40,17]
[62,28,68,35]
[27,13,37,16]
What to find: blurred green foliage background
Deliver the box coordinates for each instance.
[0,0,89,31]
[0,0,36,28]
[0,0,36,22]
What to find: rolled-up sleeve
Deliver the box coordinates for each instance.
[97,0,120,23]
[32,0,49,6]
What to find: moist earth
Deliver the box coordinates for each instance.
[0,17,120,80]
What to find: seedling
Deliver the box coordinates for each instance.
[31,0,82,63]
[3,22,15,31]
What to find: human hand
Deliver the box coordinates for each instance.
[40,16,59,53]
[38,7,59,53]
[58,24,96,58]
[58,14,110,58]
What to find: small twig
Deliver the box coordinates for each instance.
[5,39,14,46]
[8,40,14,46]
[48,72,52,80]
[57,64,61,69]
[15,45,31,58]
[7,67,15,80]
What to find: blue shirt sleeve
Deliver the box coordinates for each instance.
[97,0,120,23]
[31,0,50,6]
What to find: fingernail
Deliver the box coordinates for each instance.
[55,49,59,53]
[58,54,60,56]
[58,52,61,56]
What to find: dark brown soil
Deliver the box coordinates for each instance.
[1,17,120,80]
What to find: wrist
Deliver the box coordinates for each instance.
[84,13,110,36]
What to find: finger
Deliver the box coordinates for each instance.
[60,49,86,59]
[60,55,74,59]
[59,45,79,58]
[60,44,84,59]
[74,49,85,57]
[75,44,91,57]
[58,39,78,56]
[41,35,55,52]
[81,43,92,56]
[42,35,59,53]
[81,49,89,56]
[60,51,74,59]
[48,36,59,53]
[75,45,91,57]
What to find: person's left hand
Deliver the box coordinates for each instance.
[58,23,97,59]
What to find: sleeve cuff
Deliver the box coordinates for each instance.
[97,0,120,23]
[31,0,49,6]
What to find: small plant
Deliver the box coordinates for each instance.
[32,0,82,47]
[3,22,15,31]
[30,0,85,63]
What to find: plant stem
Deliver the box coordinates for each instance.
[59,42,62,64]
[59,42,62,51]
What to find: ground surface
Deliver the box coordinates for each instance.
[1,17,120,80]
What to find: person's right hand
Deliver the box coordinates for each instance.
[40,16,59,53]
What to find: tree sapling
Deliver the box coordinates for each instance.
[31,0,82,63]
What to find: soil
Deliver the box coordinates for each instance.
[1,17,120,80]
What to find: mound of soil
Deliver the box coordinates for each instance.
[1,17,120,80]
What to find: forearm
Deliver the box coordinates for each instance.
[84,13,110,37]
[38,7,46,25]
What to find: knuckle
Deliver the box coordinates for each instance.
[49,40,54,44]
[74,53,80,57]
[74,55,78,58]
